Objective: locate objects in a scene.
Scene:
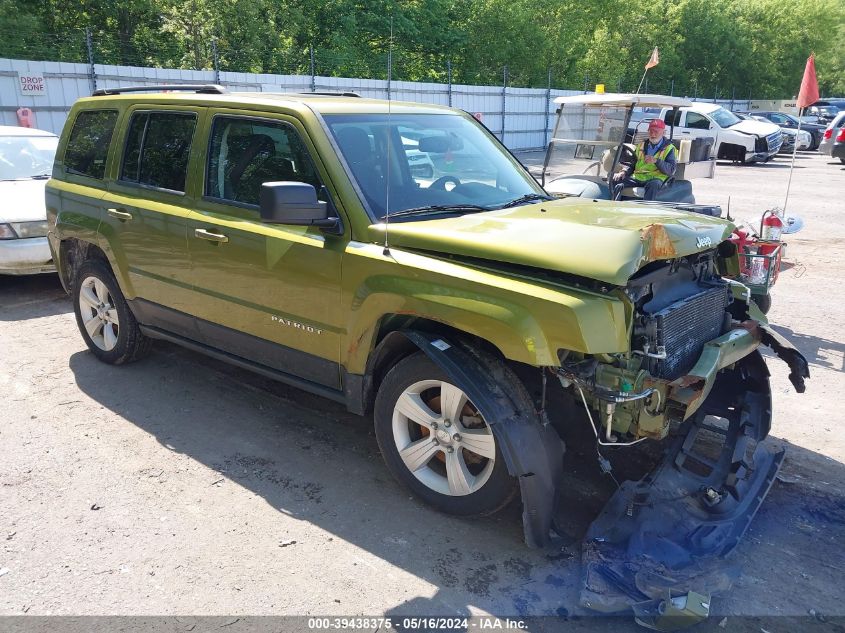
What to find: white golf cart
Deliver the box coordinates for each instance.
[541,93,719,214]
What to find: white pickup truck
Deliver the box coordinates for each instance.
[656,102,783,164]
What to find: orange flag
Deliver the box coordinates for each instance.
[645,47,659,70]
[796,54,819,109]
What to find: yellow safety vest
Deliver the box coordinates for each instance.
[633,141,674,183]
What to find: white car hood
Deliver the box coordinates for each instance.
[0,178,48,223]
[728,119,781,136]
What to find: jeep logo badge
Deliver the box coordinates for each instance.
[696,236,712,249]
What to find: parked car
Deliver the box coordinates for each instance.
[819,111,845,163]
[736,113,810,153]
[806,103,839,125]
[750,111,825,150]
[0,126,58,274]
[659,102,783,163]
[46,86,808,564]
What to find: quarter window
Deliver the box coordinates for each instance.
[64,110,118,179]
[206,117,322,206]
[120,112,197,192]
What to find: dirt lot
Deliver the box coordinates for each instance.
[1,152,843,628]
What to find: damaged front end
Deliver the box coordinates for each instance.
[551,247,809,620]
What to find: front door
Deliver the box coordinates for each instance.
[184,113,345,389]
[674,110,715,143]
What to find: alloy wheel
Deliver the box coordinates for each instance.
[392,380,496,496]
[78,276,120,351]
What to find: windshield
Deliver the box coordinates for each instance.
[543,105,631,182]
[324,113,544,219]
[710,107,742,128]
[0,135,58,180]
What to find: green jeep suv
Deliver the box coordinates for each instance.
[46,85,808,554]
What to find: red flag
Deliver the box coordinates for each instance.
[796,54,819,109]
[645,47,659,70]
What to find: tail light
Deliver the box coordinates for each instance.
[837,128,845,142]
[823,128,833,139]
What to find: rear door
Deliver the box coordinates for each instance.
[99,106,201,324]
[183,111,345,389]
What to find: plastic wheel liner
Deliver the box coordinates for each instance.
[580,350,785,614]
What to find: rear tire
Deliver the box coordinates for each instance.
[374,352,518,517]
[73,260,152,364]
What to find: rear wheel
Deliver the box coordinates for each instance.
[73,260,152,364]
[374,352,517,517]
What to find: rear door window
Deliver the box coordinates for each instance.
[119,111,197,193]
[64,110,118,179]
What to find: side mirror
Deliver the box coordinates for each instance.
[259,182,341,233]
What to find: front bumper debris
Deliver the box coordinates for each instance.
[580,350,788,615]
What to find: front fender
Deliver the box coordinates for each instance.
[341,244,628,374]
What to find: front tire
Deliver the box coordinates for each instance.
[374,352,517,517]
[73,260,152,364]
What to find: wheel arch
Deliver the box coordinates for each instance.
[717,142,749,162]
[58,237,111,294]
[348,315,508,416]
[368,329,564,548]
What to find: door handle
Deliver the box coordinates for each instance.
[107,208,133,221]
[194,228,229,243]
[681,131,691,134]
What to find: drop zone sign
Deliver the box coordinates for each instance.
[18,73,46,96]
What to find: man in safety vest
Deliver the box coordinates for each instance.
[613,118,676,200]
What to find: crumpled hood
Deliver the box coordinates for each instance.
[0,178,48,222]
[728,119,781,137]
[369,198,735,286]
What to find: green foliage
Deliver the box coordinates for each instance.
[2,0,843,97]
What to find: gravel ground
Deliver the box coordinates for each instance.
[1,151,843,628]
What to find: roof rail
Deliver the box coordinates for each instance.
[92,84,228,96]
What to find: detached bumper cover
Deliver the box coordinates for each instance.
[581,336,808,613]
